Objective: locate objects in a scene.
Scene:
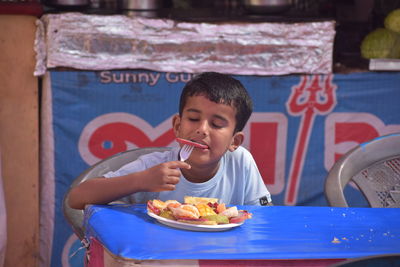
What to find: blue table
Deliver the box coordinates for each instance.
[84,204,400,262]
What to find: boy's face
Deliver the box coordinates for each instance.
[173,95,244,171]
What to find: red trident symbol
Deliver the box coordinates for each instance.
[285,75,337,205]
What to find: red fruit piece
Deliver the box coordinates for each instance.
[147,200,161,215]
[229,210,252,224]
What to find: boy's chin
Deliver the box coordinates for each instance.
[188,154,221,167]
[186,155,207,165]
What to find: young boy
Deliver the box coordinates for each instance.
[68,72,272,210]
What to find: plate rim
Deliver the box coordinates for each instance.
[147,210,244,231]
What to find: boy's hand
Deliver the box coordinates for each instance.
[141,161,191,192]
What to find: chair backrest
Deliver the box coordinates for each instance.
[62,147,171,240]
[325,133,400,207]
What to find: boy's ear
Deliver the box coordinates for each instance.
[228,131,244,152]
[172,114,181,135]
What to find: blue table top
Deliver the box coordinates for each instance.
[84,204,400,260]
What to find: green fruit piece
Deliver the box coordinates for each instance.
[202,214,229,224]
[385,9,400,33]
[360,28,400,59]
[159,210,175,220]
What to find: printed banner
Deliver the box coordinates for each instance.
[41,70,400,266]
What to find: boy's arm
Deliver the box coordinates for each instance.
[68,160,190,210]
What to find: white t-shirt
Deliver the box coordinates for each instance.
[103,146,272,206]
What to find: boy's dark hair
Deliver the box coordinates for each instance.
[179,72,253,133]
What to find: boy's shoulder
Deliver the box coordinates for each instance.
[225,146,253,162]
[230,145,251,156]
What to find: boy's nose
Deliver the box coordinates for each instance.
[196,129,207,136]
[195,121,208,136]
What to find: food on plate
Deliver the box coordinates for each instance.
[159,210,175,220]
[184,196,218,205]
[176,138,208,149]
[178,218,218,225]
[230,210,253,224]
[147,196,252,225]
[147,199,181,215]
[220,206,239,217]
[169,204,200,219]
[202,214,230,224]
[195,203,216,217]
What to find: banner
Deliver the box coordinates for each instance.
[41,70,400,266]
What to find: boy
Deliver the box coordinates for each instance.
[68,72,272,209]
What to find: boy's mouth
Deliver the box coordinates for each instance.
[176,138,209,149]
[189,139,209,150]
[192,140,208,149]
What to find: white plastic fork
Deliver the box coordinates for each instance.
[179,144,194,161]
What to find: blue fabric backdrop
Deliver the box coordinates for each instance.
[42,70,400,266]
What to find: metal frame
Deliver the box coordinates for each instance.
[62,147,171,240]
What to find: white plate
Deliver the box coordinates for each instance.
[147,211,244,232]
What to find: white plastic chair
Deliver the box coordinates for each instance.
[325,133,400,207]
[62,147,171,240]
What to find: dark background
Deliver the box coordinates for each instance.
[2,0,400,72]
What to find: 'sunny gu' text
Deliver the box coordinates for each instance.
[99,71,196,86]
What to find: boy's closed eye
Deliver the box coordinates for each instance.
[188,116,226,129]
[185,108,230,129]
[211,119,225,129]
[211,115,229,128]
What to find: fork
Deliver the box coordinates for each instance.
[179,144,194,161]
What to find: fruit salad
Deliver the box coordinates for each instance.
[147,196,252,225]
